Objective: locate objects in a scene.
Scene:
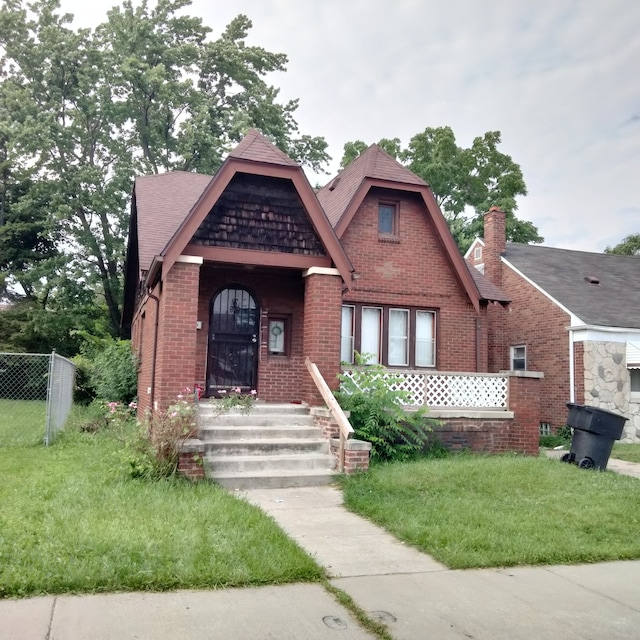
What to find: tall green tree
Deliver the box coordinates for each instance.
[0,0,329,343]
[340,127,541,252]
[605,233,640,256]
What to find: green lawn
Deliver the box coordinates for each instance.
[612,443,640,464]
[0,411,323,598]
[0,399,46,447]
[341,454,640,569]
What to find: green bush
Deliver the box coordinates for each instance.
[90,340,137,404]
[539,425,572,448]
[335,353,439,463]
[72,354,96,404]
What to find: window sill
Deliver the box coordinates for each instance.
[378,234,401,244]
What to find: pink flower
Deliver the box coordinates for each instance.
[233,387,241,393]
[128,402,137,409]
[250,390,257,396]
[170,411,177,418]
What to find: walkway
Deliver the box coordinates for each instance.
[3,456,640,640]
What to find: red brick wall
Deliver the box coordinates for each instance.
[340,189,482,371]
[197,265,307,403]
[154,261,201,410]
[133,287,156,417]
[501,265,571,429]
[302,271,343,404]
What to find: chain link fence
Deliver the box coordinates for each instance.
[0,352,76,446]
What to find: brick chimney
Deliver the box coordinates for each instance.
[483,207,506,287]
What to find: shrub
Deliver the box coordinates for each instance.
[72,354,96,404]
[335,353,439,463]
[120,393,198,480]
[90,340,138,404]
[539,425,572,448]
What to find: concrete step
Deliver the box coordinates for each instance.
[204,438,330,456]
[199,425,322,441]
[208,468,338,490]
[197,402,309,417]
[205,452,335,473]
[199,413,315,427]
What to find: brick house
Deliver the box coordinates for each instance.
[467,207,640,442]
[122,130,541,472]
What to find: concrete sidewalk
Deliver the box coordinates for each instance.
[3,456,640,640]
[243,484,640,640]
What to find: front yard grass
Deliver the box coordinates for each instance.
[341,454,640,570]
[0,399,46,447]
[0,410,323,598]
[612,443,640,463]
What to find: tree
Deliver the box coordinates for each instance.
[340,127,542,252]
[0,0,329,342]
[605,233,640,256]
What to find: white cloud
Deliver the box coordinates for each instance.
[57,0,640,251]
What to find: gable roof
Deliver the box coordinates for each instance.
[147,130,353,283]
[135,171,212,273]
[317,144,427,227]
[503,243,640,329]
[316,144,482,312]
[228,128,299,167]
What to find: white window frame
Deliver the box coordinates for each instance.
[361,306,383,364]
[340,305,355,364]
[388,308,409,366]
[415,310,436,367]
[511,345,526,371]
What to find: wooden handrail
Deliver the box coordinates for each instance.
[305,357,353,472]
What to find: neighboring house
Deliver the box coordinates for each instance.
[123,130,513,413]
[466,207,640,442]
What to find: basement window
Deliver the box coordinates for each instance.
[510,345,526,371]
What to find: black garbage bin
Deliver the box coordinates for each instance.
[561,403,627,470]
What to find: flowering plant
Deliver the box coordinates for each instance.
[214,387,257,416]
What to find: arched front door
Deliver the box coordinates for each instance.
[206,286,259,396]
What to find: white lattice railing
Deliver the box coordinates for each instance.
[341,369,509,409]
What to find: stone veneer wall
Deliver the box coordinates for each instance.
[583,341,640,442]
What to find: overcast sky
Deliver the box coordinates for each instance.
[64,0,640,253]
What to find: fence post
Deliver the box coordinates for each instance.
[44,351,55,445]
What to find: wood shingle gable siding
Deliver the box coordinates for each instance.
[191,173,327,256]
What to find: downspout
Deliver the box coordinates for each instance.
[475,316,481,371]
[148,290,160,412]
[569,329,575,403]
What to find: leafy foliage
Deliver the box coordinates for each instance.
[335,353,437,462]
[605,233,640,256]
[90,339,138,404]
[340,127,541,253]
[0,0,329,343]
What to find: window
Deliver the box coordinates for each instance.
[388,309,409,366]
[342,304,436,368]
[340,306,355,364]
[268,317,290,356]
[539,422,551,436]
[378,203,398,236]
[631,370,640,394]
[415,310,435,367]
[511,345,526,371]
[474,246,483,260]
[361,307,382,364]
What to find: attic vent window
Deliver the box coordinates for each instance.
[584,276,600,285]
[328,177,340,192]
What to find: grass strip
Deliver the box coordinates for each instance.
[0,418,323,598]
[0,399,46,447]
[612,443,640,464]
[341,454,640,569]
[323,581,395,640]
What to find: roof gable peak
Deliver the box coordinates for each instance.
[229,128,298,167]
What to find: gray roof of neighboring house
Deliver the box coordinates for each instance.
[503,242,640,329]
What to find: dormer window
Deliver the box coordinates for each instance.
[474,246,483,260]
[378,203,398,237]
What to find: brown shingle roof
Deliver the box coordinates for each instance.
[135,171,212,272]
[229,128,298,167]
[466,264,510,304]
[316,144,427,227]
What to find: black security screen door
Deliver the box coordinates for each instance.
[207,287,258,395]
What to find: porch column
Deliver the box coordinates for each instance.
[302,267,343,406]
[154,257,202,411]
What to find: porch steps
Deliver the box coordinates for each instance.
[198,402,337,489]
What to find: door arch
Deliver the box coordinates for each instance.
[206,286,259,396]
